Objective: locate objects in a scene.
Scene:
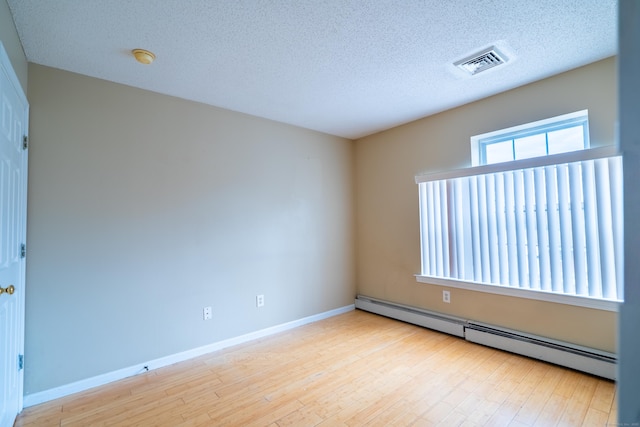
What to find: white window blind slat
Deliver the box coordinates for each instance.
[460,179,474,281]
[432,181,442,277]
[569,162,588,296]
[523,169,540,289]
[582,160,603,298]
[513,170,529,288]
[439,180,450,278]
[556,163,576,295]
[428,182,438,275]
[420,183,431,275]
[534,168,552,291]
[545,165,563,293]
[495,174,509,285]
[504,172,520,287]
[477,175,491,283]
[468,176,483,282]
[448,180,458,278]
[452,179,467,279]
[486,174,500,283]
[594,158,616,299]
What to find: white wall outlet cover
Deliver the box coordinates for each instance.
[443,291,451,303]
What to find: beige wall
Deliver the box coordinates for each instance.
[25,64,355,394]
[355,57,617,352]
[1,0,27,90]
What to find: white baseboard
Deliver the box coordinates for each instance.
[23,304,354,408]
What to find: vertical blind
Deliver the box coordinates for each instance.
[416,148,623,301]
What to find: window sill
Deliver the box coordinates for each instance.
[415,275,620,312]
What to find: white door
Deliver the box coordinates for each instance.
[0,42,28,427]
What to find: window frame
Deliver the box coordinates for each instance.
[471,110,590,166]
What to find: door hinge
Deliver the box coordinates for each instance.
[18,354,23,370]
[20,243,26,259]
[23,135,28,150]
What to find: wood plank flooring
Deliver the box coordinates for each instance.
[15,310,617,426]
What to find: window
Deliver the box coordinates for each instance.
[416,113,622,311]
[471,110,590,166]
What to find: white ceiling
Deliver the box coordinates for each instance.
[7,0,617,139]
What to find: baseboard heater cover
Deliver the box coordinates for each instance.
[355,295,466,337]
[465,322,616,380]
[355,295,616,380]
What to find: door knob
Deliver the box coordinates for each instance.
[0,285,15,295]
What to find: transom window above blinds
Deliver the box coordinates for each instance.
[415,146,622,311]
[471,110,590,166]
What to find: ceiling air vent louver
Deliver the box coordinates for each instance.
[455,47,507,75]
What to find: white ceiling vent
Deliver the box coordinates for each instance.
[455,47,508,75]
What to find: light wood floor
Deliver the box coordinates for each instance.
[15,310,617,426]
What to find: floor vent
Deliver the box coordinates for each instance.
[454,47,507,75]
[355,295,616,380]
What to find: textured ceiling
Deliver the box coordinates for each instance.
[7,0,617,139]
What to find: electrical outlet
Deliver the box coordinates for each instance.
[443,290,451,304]
[256,294,265,308]
[203,306,212,320]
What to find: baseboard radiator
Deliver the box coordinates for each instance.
[355,295,616,380]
